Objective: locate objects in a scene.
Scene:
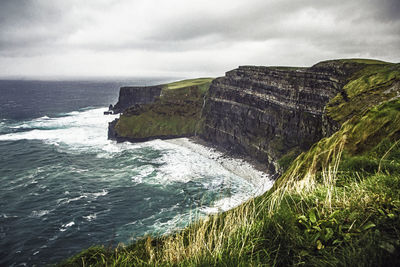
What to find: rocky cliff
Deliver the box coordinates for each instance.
[201,61,367,173]
[108,78,213,142]
[108,60,392,175]
[112,85,162,114]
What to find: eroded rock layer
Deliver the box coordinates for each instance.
[201,63,361,173]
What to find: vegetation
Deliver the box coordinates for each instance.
[327,62,400,124]
[60,61,400,266]
[164,78,213,91]
[114,78,213,139]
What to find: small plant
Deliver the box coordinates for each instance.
[297,208,377,250]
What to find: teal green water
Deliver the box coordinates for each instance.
[0,81,264,266]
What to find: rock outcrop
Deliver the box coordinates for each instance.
[108,79,214,142]
[201,61,364,173]
[112,85,162,114]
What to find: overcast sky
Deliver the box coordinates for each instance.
[0,0,399,79]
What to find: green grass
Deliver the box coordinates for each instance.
[335,58,390,65]
[163,78,214,91]
[326,63,399,124]
[60,63,400,266]
[270,66,308,71]
[59,170,400,266]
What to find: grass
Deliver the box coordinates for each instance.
[59,162,400,266]
[335,58,390,65]
[326,63,399,124]
[59,62,400,266]
[270,66,308,71]
[114,78,213,139]
[163,78,214,91]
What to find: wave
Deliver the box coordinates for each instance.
[0,108,118,151]
[60,221,75,232]
[0,107,274,247]
[31,209,52,218]
[57,189,109,205]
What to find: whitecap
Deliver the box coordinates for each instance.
[131,176,143,184]
[31,210,51,217]
[84,189,108,198]
[0,107,119,153]
[65,196,85,203]
[60,221,75,232]
[83,213,97,222]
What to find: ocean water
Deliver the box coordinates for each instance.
[0,80,272,266]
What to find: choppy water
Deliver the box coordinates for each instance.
[0,80,272,266]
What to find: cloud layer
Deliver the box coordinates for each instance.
[0,0,399,78]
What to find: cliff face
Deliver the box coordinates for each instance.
[201,62,363,173]
[112,85,162,114]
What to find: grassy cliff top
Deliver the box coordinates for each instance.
[163,78,214,91]
[321,58,391,65]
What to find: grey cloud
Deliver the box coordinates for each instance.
[0,0,399,77]
[367,0,400,22]
[0,0,79,56]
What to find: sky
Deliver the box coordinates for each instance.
[0,0,399,79]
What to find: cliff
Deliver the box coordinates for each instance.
[112,85,162,114]
[201,61,369,173]
[108,78,213,142]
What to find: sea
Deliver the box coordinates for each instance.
[0,79,273,266]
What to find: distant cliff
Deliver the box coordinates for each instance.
[112,85,162,114]
[108,78,213,142]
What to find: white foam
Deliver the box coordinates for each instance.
[0,108,119,152]
[84,189,108,198]
[57,189,108,205]
[31,210,51,217]
[165,138,273,194]
[83,213,97,222]
[131,176,143,184]
[135,165,155,178]
[60,221,75,232]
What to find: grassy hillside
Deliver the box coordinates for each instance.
[114,78,213,140]
[60,61,400,266]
